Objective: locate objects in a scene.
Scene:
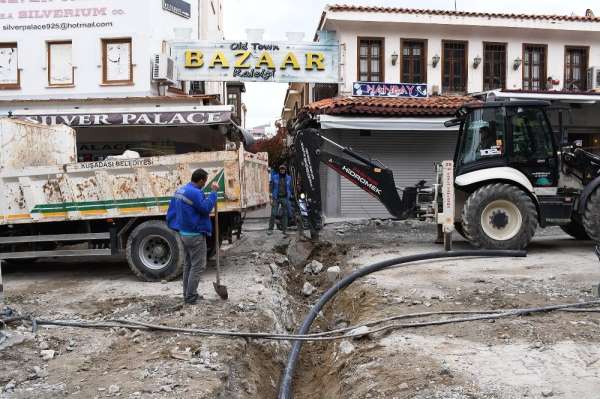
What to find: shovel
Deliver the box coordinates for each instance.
[212,200,228,300]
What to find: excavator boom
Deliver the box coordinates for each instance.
[291,128,418,234]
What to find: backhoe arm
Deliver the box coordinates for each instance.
[291,128,416,233]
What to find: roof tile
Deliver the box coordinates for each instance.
[304,96,479,117]
[327,4,600,23]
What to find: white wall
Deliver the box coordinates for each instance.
[0,0,222,101]
[333,21,600,95]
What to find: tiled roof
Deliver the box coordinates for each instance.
[326,4,600,23]
[304,96,478,117]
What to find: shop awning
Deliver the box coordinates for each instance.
[318,114,459,131]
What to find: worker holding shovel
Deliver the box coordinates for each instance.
[167,169,218,305]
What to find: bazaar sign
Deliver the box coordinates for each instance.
[352,82,428,98]
[170,40,340,83]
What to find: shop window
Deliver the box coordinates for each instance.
[358,37,384,82]
[564,46,588,91]
[48,41,74,86]
[523,44,547,91]
[0,42,20,89]
[442,41,467,94]
[401,39,426,84]
[483,43,506,91]
[102,38,133,85]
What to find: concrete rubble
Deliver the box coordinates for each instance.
[302,282,316,296]
[303,260,324,275]
[326,266,341,282]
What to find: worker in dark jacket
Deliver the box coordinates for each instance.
[268,164,292,235]
[167,168,219,305]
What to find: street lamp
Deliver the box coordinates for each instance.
[432,54,441,68]
[513,57,522,70]
[473,55,482,69]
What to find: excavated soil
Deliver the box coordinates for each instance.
[1,220,600,399]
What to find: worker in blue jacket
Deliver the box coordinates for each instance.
[268,164,292,235]
[167,168,219,305]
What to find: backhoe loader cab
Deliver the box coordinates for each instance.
[449,101,600,250]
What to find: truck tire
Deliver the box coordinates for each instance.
[583,188,600,243]
[560,221,590,240]
[462,183,538,250]
[126,220,184,282]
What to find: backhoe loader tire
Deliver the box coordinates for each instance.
[462,183,538,250]
[560,221,590,240]
[454,222,467,240]
[583,188,600,243]
[126,220,184,282]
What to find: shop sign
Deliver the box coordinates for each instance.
[162,0,191,19]
[0,0,132,32]
[17,110,231,126]
[352,82,428,98]
[170,40,340,83]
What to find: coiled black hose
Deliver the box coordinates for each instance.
[277,250,526,399]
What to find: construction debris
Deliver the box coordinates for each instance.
[304,260,324,275]
[286,237,314,267]
[39,349,55,361]
[327,266,341,282]
[302,282,316,296]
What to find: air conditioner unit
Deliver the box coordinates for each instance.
[587,67,600,91]
[152,54,177,85]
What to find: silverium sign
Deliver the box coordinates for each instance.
[353,82,428,98]
[170,39,340,83]
[163,0,191,19]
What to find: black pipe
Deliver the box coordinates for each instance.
[277,250,526,399]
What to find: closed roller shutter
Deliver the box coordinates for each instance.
[338,130,457,218]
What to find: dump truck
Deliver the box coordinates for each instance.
[0,118,269,281]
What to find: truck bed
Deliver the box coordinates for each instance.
[0,148,269,225]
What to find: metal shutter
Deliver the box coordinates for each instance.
[338,130,457,218]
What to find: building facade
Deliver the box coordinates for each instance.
[284,6,600,220]
[324,6,600,96]
[0,0,252,161]
[0,0,225,100]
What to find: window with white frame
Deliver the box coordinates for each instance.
[48,41,74,86]
[0,43,19,89]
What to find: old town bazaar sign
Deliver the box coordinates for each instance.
[170,40,340,84]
